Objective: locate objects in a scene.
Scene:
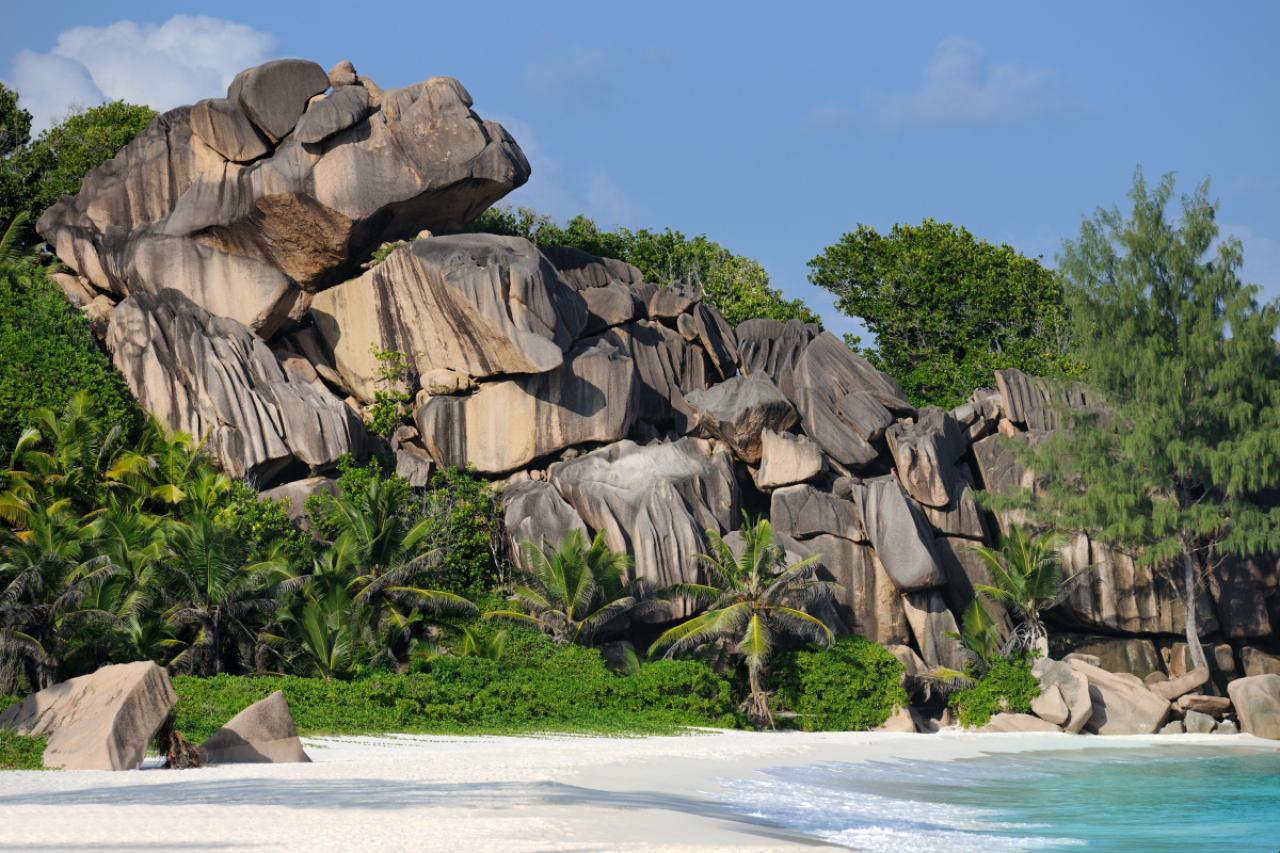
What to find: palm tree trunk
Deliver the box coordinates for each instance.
[748,665,773,729]
[1180,548,1208,672]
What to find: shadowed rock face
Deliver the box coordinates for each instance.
[202,691,310,764]
[108,290,367,485]
[38,64,529,337]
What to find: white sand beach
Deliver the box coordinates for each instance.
[0,730,1274,852]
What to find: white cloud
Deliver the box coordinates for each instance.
[869,37,1078,131]
[6,15,275,131]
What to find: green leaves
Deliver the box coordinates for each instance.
[807,218,1077,408]
[774,636,908,731]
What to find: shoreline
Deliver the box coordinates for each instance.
[0,730,1274,851]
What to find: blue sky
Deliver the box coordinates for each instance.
[4,2,1278,339]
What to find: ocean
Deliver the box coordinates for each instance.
[715,744,1280,851]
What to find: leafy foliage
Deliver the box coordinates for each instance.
[0,730,46,770]
[1012,170,1280,671]
[807,219,1077,408]
[649,514,838,727]
[947,653,1040,728]
[968,525,1066,653]
[172,630,736,741]
[0,99,155,234]
[775,635,907,731]
[365,347,413,438]
[471,206,820,327]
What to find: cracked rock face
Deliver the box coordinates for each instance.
[38,64,529,337]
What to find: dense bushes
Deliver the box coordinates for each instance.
[0,731,45,770]
[947,653,1040,728]
[775,636,907,731]
[174,629,736,740]
[0,262,138,451]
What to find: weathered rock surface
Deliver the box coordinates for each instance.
[581,283,640,334]
[1227,674,1280,739]
[979,713,1062,733]
[1051,634,1163,679]
[861,477,946,591]
[1031,684,1071,726]
[994,368,1093,432]
[1182,709,1217,734]
[755,429,824,488]
[1176,693,1232,718]
[108,290,367,484]
[259,476,339,523]
[878,706,917,733]
[293,85,370,144]
[549,438,738,597]
[1069,658,1170,735]
[0,662,175,770]
[797,537,910,645]
[202,691,310,764]
[501,479,587,570]
[1149,668,1210,702]
[735,318,819,399]
[312,236,587,401]
[598,320,711,434]
[1242,647,1280,677]
[885,407,966,507]
[1032,657,1093,733]
[902,589,965,670]
[770,485,866,543]
[1159,720,1185,735]
[39,63,530,335]
[417,337,636,473]
[540,245,645,291]
[686,375,796,464]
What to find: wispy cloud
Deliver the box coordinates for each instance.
[515,45,623,120]
[6,15,275,131]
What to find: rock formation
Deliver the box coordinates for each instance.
[37,56,1280,710]
[202,691,310,764]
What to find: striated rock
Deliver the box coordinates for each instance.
[647,285,700,319]
[0,662,175,770]
[1227,674,1280,739]
[417,337,636,474]
[1031,684,1071,726]
[735,318,819,399]
[550,438,738,599]
[797,536,910,645]
[1208,555,1275,639]
[394,442,435,488]
[599,321,710,434]
[755,429,824,488]
[685,374,796,464]
[789,334,911,468]
[861,477,946,591]
[1177,693,1232,718]
[1183,709,1217,734]
[202,691,310,764]
[1149,668,1210,702]
[312,236,586,401]
[540,245,645,291]
[108,290,367,484]
[1069,658,1170,735]
[979,713,1062,733]
[1242,647,1280,677]
[770,485,866,543]
[1051,635,1163,679]
[39,64,530,335]
[228,58,330,142]
[885,407,966,507]
[994,368,1093,431]
[293,84,370,144]
[581,283,640,334]
[259,476,338,524]
[501,480,588,570]
[1031,658,1093,733]
[189,98,269,162]
[918,467,987,540]
[693,303,739,380]
[902,589,965,670]
[886,644,928,680]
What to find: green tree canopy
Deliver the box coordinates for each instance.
[0,96,155,236]
[471,206,821,327]
[1016,171,1280,670]
[807,219,1076,408]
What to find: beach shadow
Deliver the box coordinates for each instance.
[0,779,835,848]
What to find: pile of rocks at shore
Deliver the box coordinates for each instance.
[33,57,1280,740]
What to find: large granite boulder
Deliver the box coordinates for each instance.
[0,661,176,770]
[312,236,586,401]
[293,84,370,145]
[202,691,310,763]
[979,713,1062,733]
[1051,634,1164,679]
[1227,674,1280,739]
[734,318,819,399]
[795,536,910,645]
[416,337,637,473]
[885,407,966,507]
[598,321,711,434]
[107,290,367,484]
[1243,647,1280,677]
[501,479,588,570]
[549,438,739,596]
[994,368,1094,432]
[540,245,645,291]
[38,63,529,336]
[860,477,946,591]
[1069,658,1170,734]
[685,374,797,464]
[754,429,824,488]
[1031,657,1093,733]
[902,589,966,670]
[770,485,866,543]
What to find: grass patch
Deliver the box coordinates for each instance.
[173,632,738,741]
[0,731,47,770]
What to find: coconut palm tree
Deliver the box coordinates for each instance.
[648,516,839,728]
[968,525,1068,655]
[489,529,656,646]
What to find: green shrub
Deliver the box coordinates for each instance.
[172,630,735,741]
[0,265,139,451]
[948,653,1041,728]
[775,636,908,731]
[0,731,46,770]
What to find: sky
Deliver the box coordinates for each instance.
[3,2,1278,340]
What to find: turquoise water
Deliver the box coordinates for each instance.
[715,745,1280,851]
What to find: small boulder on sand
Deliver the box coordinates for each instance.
[202,691,310,764]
